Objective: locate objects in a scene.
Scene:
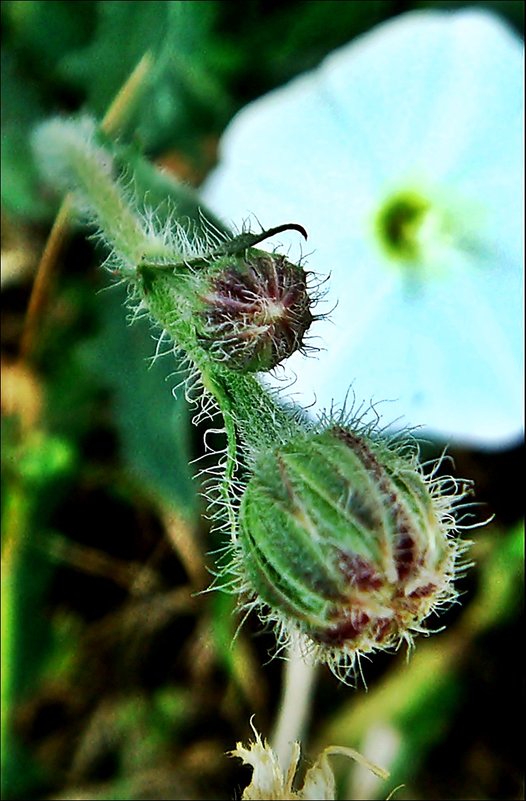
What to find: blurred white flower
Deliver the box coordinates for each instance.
[202,10,524,449]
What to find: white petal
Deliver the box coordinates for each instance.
[201,9,524,447]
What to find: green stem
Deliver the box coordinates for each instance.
[271,634,318,772]
[216,371,306,456]
[197,364,307,538]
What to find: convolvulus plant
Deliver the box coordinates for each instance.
[33,114,476,692]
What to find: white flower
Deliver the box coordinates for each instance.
[202,10,524,449]
[229,722,388,800]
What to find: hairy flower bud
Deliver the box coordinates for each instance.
[196,248,314,372]
[234,424,472,680]
[139,223,315,375]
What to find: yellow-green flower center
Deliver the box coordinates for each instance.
[375,189,433,263]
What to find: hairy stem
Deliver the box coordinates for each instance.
[22,52,154,360]
[215,371,307,456]
[197,365,303,533]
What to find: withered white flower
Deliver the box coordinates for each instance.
[230,723,388,800]
[202,10,524,449]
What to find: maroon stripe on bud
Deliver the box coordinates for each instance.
[331,427,384,482]
[374,617,394,642]
[394,531,416,580]
[331,427,419,581]
[311,611,371,646]
[408,583,437,599]
[336,551,383,591]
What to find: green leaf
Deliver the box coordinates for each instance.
[0,49,56,219]
[80,280,198,517]
[61,1,232,153]
[112,142,230,236]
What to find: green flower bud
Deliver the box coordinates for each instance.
[234,424,472,681]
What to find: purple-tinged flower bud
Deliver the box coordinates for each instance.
[197,249,314,372]
[234,424,473,681]
[137,222,316,374]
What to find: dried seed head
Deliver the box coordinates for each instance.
[234,424,473,681]
[197,249,314,372]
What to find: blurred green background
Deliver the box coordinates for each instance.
[1,2,524,799]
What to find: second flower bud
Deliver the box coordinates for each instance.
[233,424,472,680]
